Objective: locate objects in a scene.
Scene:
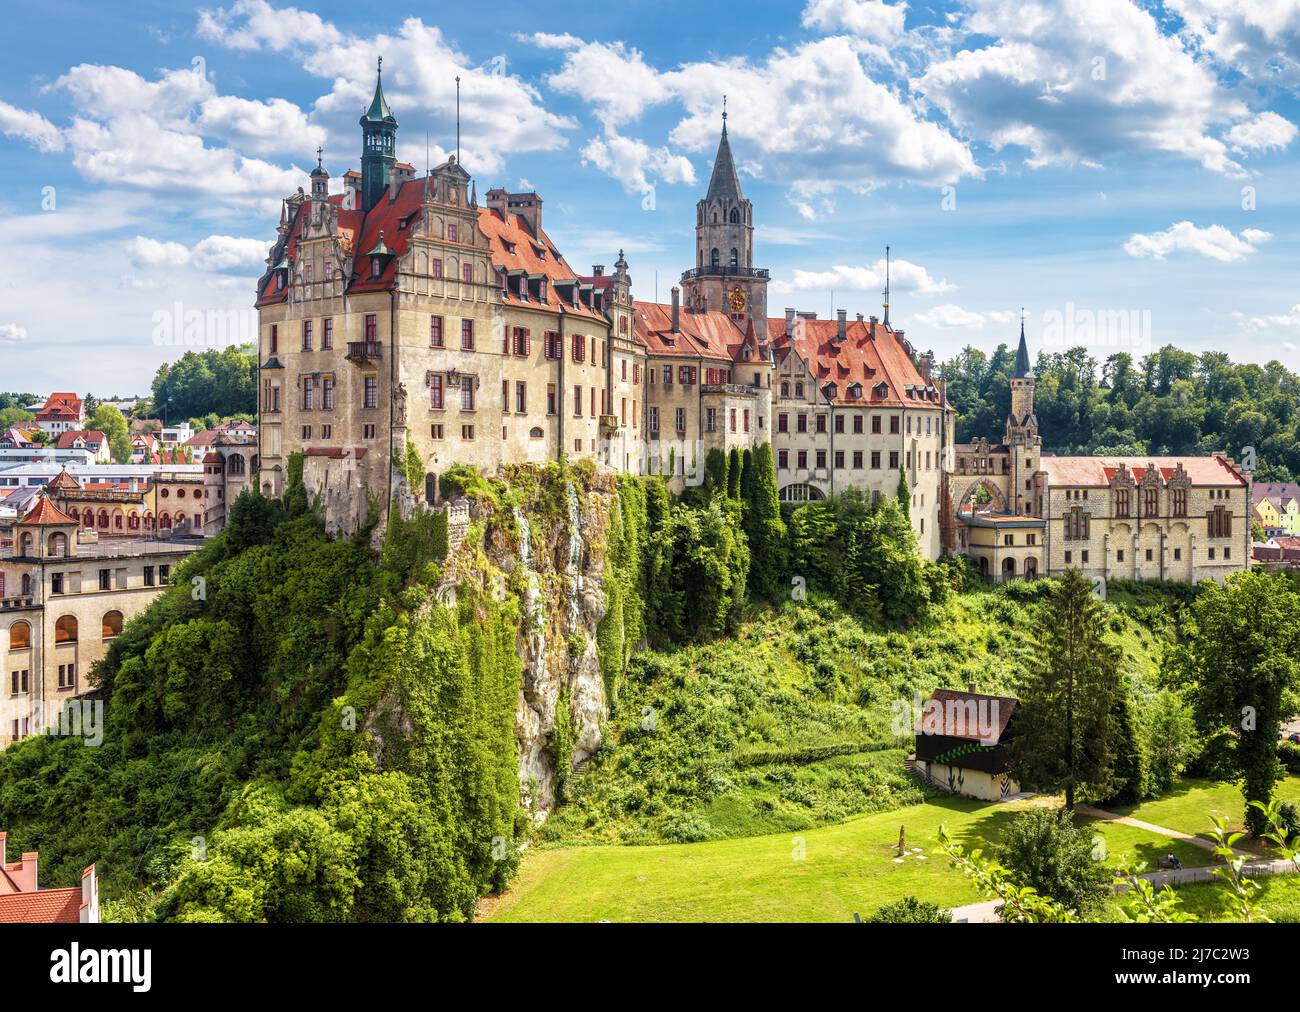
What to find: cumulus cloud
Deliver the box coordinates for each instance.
[801,0,907,39]
[0,100,64,152]
[580,130,695,197]
[774,258,955,296]
[1123,221,1272,261]
[914,304,1015,328]
[1168,0,1300,88]
[127,234,269,271]
[1224,110,1298,154]
[916,0,1259,176]
[200,4,576,178]
[1236,304,1300,330]
[0,323,29,344]
[531,32,978,205]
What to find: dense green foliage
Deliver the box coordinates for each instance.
[995,809,1112,915]
[1173,571,1300,835]
[151,346,256,423]
[87,403,132,463]
[863,895,952,923]
[942,343,1300,479]
[1011,569,1125,808]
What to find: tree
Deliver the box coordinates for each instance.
[896,466,910,517]
[995,808,1111,915]
[727,447,743,500]
[1142,690,1200,795]
[0,405,35,430]
[863,896,951,923]
[743,443,787,600]
[88,403,132,463]
[1175,572,1300,835]
[152,345,256,422]
[1010,569,1123,809]
[1105,688,1146,804]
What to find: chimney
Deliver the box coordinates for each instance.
[671,287,681,333]
[592,265,605,277]
[967,682,977,694]
[836,309,847,342]
[80,865,100,924]
[785,307,796,330]
[919,352,932,382]
[485,187,508,219]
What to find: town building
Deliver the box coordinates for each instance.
[1,496,200,749]
[912,687,1020,802]
[54,430,110,464]
[33,393,84,436]
[0,832,98,923]
[944,327,1252,582]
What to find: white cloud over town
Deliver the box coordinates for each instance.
[1123,221,1273,261]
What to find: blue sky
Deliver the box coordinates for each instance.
[2,0,1299,394]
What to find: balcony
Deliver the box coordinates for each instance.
[680,266,770,282]
[701,383,759,397]
[0,596,36,610]
[599,414,620,433]
[345,341,383,363]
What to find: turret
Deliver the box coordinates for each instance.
[359,57,398,213]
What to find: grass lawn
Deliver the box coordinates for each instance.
[1102,872,1300,922]
[1105,776,1300,851]
[481,796,1213,923]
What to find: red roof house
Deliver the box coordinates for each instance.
[0,832,99,924]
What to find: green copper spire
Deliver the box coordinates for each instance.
[362,56,396,124]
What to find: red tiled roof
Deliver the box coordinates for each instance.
[768,316,939,409]
[1043,456,1247,488]
[478,208,606,323]
[633,301,761,362]
[304,447,368,459]
[920,688,1018,742]
[36,392,82,421]
[54,429,106,449]
[18,496,77,526]
[0,887,81,923]
[47,469,82,492]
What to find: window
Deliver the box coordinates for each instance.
[648,406,659,433]
[10,669,29,694]
[889,416,900,435]
[431,424,444,439]
[797,414,808,434]
[102,611,123,639]
[8,622,30,650]
[816,415,827,434]
[364,377,378,409]
[448,223,458,242]
[512,328,531,356]
[431,316,444,347]
[1117,549,1125,562]
[99,569,110,591]
[834,451,844,469]
[797,450,808,469]
[55,615,77,643]
[58,663,76,689]
[573,385,583,417]
[302,375,315,410]
[364,313,377,342]
[572,334,586,362]
[1081,550,1089,563]
[889,451,899,469]
[729,409,737,433]
[1064,507,1090,540]
[430,375,444,410]
[777,413,788,433]
[1172,487,1187,517]
[323,377,335,410]
[323,318,333,349]
[834,415,845,434]
[675,407,686,433]
[460,319,475,350]
[1174,548,1182,561]
[515,382,527,414]
[51,573,63,595]
[778,450,789,469]
[432,258,443,278]
[302,320,313,351]
[1146,548,1154,562]
[463,262,473,283]
[853,451,863,469]
[1144,487,1159,517]
[322,424,332,439]
[1209,505,1231,538]
[363,423,376,439]
[143,566,155,587]
[462,424,475,440]
[461,377,475,411]
[706,408,718,433]
[269,324,278,354]
[871,451,881,469]
[547,384,557,415]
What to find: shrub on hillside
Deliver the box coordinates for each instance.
[863,896,952,923]
[995,809,1111,916]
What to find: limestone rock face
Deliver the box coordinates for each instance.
[444,471,614,821]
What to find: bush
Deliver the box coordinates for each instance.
[995,809,1111,915]
[864,896,952,923]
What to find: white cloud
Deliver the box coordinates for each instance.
[532,33,978,202]
[774,258,955,295]
[199,6,576,178]
[914,304,1014,328]
[197,95,326,158]
[801,0,907,40]
[126,234,269,271]
[916,0,1258,176]
[1168,0,1300,88]
[1123,221,1272,261]
[580,131,695,197]
[1236,304,1300,330]
[197,0,341,52]
[0,323,29,344]
[1224,111,1298,154]
[0,100,64,152]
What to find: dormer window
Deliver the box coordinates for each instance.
[371,257,382,278]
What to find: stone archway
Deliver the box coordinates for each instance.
[950,476,1009,519]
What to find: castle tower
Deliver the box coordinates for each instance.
[1007,317,1037,444]
[310,147,329,201]
[360,58,397,213]
[680,101,768,340]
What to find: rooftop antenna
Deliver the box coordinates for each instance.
[883,244,891,328]
[455,75,461,165]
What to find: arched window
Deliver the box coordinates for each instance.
[729,248,738,268]
[229,454,245,475]
[114,514,123,529]
[730,207,740,224]
[424,473,437,506]
[710,248,720,267]
[160,513,172,530]
[8,621,30,649]
[55,615,77,643]
[98,510,109,528]
[129,514,140,529]
[83,512,93,528]
[48,532,67,556]
[102,611,123,640]
[19,532,33,555]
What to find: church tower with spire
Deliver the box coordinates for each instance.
[1006,316,1038,446]
[360,58,397,213]
[681,100,769,340]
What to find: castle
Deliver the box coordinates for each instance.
[253,62,1246,577]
